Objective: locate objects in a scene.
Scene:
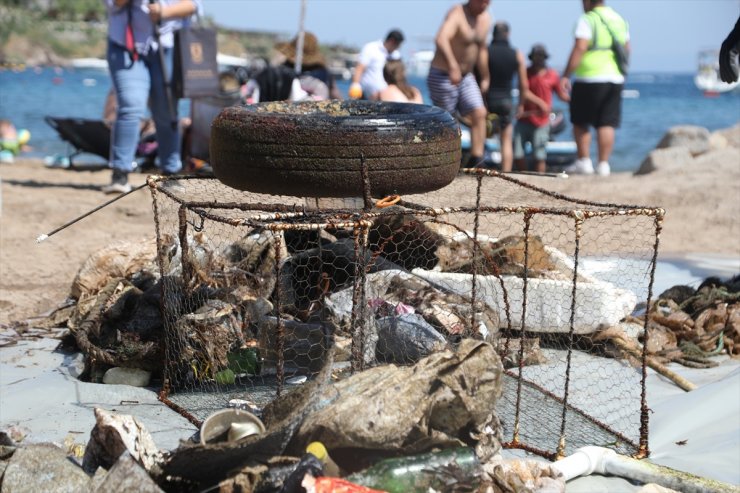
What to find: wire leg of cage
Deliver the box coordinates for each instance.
[350,221,371,372]
[512,213,534,447]
[177,206,193,288]
[556,214,584,460]
[469,175,482,338]
[637,212,663,458]
[274,230,285,396]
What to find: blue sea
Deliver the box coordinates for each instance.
[1,67,738,173]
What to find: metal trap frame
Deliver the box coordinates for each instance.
[149,170,662,459]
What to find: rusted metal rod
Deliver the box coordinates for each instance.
[36,183,147,243]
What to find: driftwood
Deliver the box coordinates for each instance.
[609,335,697,392]
[594,326,697,392]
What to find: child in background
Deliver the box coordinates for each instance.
[0,120,31,164]
[513,44,569,173]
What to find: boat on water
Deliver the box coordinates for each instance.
[70,58,108,71]
[408,50,434,78]
[694,49,740,95]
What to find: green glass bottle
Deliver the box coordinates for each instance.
[345,447,480,493]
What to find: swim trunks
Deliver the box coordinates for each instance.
[514,120,550,160]
[427,66,485,117]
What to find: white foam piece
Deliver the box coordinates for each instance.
[413,241,636,334]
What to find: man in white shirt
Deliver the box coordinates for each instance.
[560,0,629,176]
[350,29,405,100]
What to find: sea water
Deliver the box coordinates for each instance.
[1,67,738,173]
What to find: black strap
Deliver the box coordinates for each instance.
[591,10,622,51]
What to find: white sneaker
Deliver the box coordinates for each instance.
[102,169,132,194]
[564,158,595,175]
[102,181,133,194]
[596,161,611,176]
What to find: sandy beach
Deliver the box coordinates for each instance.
[1,139,738,326]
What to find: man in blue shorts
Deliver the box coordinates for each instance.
[560,0,629,176]
[427,0,492,168]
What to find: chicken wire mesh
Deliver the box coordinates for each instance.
[149,170,661,459]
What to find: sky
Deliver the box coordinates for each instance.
[205,0,740,73]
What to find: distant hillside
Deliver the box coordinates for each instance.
[0,4,357,68]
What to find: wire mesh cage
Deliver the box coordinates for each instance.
[149,170,661,459]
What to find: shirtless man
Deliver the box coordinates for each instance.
[427,0,492,168]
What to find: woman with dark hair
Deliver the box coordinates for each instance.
[378,60,423,103]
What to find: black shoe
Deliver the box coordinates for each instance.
[463,155,485,169]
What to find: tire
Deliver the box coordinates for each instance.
[209,100,461,198]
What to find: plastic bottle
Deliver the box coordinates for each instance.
[306,441,342,477]
[345,447,480,493]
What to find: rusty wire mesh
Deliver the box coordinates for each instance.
[150,170,661,459]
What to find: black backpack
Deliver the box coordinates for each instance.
[254,65,296,102]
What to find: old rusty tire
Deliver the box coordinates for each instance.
[209,100,461,197]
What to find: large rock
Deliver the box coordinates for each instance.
[712,123,740,149]
[709,131,729,151]
[82,408,162,474]
[2,443,91,492]
[93,452,164,493]
[692,147,740,168]
[656,125,710,156]
[634,146,694,175]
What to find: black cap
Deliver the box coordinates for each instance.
[386,29,405,44]
[529,43,549,60]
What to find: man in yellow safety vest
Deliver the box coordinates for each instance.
[560,0,630,177]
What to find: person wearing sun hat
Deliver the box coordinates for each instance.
[513,43,569,174]
[275,31,341,100]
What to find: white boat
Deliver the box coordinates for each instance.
[694,49,740,95]
[408,50,434,78]
[70,58,108,71]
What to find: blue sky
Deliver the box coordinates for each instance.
[205,0,740,73]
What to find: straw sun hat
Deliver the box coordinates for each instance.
[275,31,326,66]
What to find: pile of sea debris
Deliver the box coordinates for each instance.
[18,216,737,389]
[1,213,738,491]
[0,339,568,492]
[599,275,740,370]
[21,208,638,382]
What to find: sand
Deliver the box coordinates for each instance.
[1,149,739,326]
